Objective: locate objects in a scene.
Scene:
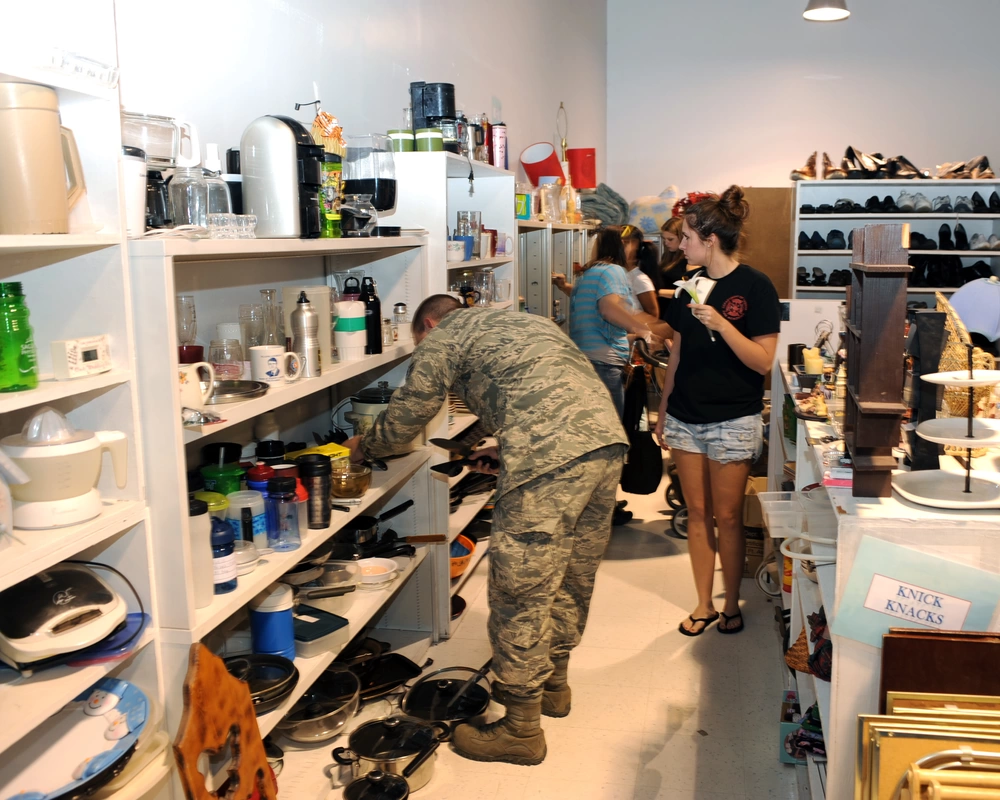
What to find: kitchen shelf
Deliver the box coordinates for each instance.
[796,564,831,728]
[800,213,1000,220]
[450,539,489,598]
[167,449,431,642]
[517,219,596,232]
[448,492,492,542]
[795,286,962,294]
[446,465,470,489]
[376,628,434,666]
[0,499,146,594]
[492,299,514,310]
[446,256,513,269]
[0,369,130,415]
[181,343,414,442]
[255,548,429,739]
[448,413,478,438]
[444,153,514,180]
[0,233,121,256]
[0,626,154,757]
[130,236,425,264]
[0,59,120,102]
[103,747,172,800]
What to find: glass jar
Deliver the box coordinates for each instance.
[0,282,38,392]
[265,476,301,552]
[211,516,238,594]
[168,166,209,228]
[205,173,232,214]
[320,153,343,239]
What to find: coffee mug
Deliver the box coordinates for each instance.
[453,235,475,261]
[446,240,465,262]
[496,232,514,256]
[250,345,302,383]
[179,362,215,408]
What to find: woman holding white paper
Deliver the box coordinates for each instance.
[654,186,781,636]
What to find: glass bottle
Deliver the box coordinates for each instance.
[260,288,280,346]
[265,476,301,552]
[320,153,343,239]
[211,516,238,594]
[0,282,38,392]
[168,166,209,228]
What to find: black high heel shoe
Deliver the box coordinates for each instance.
[973,191,989,213]
[954,224,969,251]
[939,224,955,251]
[990,191,1000,212]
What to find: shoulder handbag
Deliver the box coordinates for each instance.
[620,347,663,495]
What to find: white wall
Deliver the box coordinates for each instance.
[607,0,1000,200]
[115,0,607,186]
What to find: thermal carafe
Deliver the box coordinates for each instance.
[0,82,84,235]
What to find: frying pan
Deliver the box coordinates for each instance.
[346,499,415,545]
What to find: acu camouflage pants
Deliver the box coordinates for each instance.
[488,444,626,700]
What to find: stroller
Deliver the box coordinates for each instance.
[633,339,687,539]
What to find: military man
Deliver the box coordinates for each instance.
[345,294,627,766]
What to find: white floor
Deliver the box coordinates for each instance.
[423,477,801,800]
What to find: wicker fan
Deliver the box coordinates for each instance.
[935,291,996,456]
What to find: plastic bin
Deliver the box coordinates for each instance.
[757,491,805,538]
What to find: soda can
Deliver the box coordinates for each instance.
[491,123,507,170]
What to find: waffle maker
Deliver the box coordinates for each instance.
[0,563,127,674]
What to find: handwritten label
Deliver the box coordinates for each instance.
[864,573,971,630]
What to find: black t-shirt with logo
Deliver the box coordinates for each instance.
[665,264,781,424]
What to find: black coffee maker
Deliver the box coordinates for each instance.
[145,170,171,228]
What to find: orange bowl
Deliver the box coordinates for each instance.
[449,534,476,580]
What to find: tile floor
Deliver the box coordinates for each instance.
[423,474,801,800]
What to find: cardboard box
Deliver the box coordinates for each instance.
[744,526,765,579]
[779,690,805,765]
[743,476,769,528]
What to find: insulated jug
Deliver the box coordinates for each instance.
[0,82,84,234]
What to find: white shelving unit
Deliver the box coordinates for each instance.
[791,179,1000,299]
[0,6,166,799]
[518,219,595,332]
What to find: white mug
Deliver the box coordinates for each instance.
[446,240,465,262]
[496,232,514,256]
[179,362,215,408]
[250,345,301,383]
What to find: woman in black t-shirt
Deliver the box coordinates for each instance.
[654,186,781,637]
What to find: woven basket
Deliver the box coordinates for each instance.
[935,292,996,457]
[785,627,811,673]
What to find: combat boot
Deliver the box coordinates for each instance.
[452,696,546,765]
[541,657,571,718]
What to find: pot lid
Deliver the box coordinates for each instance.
[353,382,396,405]
[2,406,94,448]
[282,668,359,724]
[349,716,438,760]
[343,771,409,800]
[403,667,491,722]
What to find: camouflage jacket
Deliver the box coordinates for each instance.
[360,308,627,498]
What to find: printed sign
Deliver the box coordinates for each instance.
[832,536,1000,648]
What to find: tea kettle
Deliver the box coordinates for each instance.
[0,407,127,529]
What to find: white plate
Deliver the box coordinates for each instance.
[892,470,1000,509]
[915,417,1000,447]
[919,370,1000,387]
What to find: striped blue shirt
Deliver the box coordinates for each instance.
[569,262,631,364]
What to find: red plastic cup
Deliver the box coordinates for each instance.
[566,148,596,189]
[178,344,204,364]
[520,143,564,186]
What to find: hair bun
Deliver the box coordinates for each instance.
[719,185,750,221]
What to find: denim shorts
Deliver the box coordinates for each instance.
[664,413,763,464]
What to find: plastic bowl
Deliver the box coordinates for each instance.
[330,464,373,498]
[450,534,476,580]
[357,557,399,585]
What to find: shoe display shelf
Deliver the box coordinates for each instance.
[791,179,1000,299]
[389,152,515,637]
[0,7,169,798]
[767,311,1000,800]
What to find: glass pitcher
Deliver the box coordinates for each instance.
[341,194,377,237]
[474,269,494,307]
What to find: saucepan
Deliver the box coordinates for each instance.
[346,499,414,545]
[332,716,450,791]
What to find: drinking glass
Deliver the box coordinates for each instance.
[494,279,511,303]
[176,295,197,345]
[239,304,264,354]
[260,289,280,346]
[209,338,244,380]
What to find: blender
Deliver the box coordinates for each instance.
[342,134,396,235]
[1,407,128,529]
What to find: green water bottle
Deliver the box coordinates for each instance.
[0,282,39,392]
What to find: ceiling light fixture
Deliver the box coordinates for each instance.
[803,0,850,22]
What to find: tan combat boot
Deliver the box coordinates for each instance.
[452,695,546,766]
[541,657,571,718]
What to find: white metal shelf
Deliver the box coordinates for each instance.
[0,233,121,255]
[181,344,414,442]
[165,449,431,642]
[447,413,478,438]
[0,60,120,102]
[0,627,154,757]
[795,286,962,293]
[795,178,1000,187]
[796,564,831,728]
[130,236,425,263]
[103,747,172,800]
[806,754,827,800]
[0,500,146,593]
[451,539,489,597]
[448,493,491,543]
[517,219,596,232]
[0,370,130,416]
[800,213,1000,220]
[255,548,429,738]
[446,256,513,270]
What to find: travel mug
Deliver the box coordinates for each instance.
[295,454,332,530]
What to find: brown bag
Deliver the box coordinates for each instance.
[785,627,811,673]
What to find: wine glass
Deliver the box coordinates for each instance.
[176,295,197,345]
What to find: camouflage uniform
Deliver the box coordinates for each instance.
[361,308,627,699]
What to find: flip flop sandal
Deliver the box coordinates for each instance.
[678,613,719,637]
[718,611,745,635]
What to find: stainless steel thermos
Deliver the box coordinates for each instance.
[291,291,321,377]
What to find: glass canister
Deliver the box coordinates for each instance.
[343,133,396,213]
[0,282,38,392]
[265,476,301,551]
[320,153,343,238]
[169,166,209,228]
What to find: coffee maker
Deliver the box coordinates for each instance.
[241,116,323,238]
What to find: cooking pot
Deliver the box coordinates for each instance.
[332,716,450,792]
[343,770,410,800]
[348,381,397,438]
[274,665,360,743]
[400,664,492,724]
[346,499,414,546]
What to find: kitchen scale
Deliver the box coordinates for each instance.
[892,352,1000,510]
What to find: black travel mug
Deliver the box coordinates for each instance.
[295,454,332,529]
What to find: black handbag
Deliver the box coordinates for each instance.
[619,351,663,495]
